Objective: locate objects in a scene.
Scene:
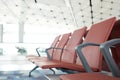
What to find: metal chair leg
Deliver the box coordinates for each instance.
[50,68,56,74]
[29,66,39,77]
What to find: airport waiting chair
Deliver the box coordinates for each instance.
[60,17,120,80]
[34,27,87,71]
[29,33,71,63]
[60,38,120,80]
[28,32,71,77]
[60,72,120,80]
[34,17,116,72]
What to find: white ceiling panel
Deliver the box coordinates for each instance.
[0,0,119,28]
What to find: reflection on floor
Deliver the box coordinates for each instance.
[0,55,113,80]
[0,70,49,80]
[0,55,35,71]
[0,55,65,80]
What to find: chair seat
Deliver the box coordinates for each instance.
[29,57,49,63]
[35,60,98,72]
[60,73,120,80]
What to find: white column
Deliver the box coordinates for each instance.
[0,24,3,43]
[19,21,24,43]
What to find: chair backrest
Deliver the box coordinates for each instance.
[52,33,71,60]
[61,27,87,63]
[76,17,116,71]
[47,35,61,57]
[51,35,61,47]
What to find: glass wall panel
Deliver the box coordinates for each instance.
[3,24,19,43]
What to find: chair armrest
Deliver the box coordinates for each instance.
[75,42,100,72]
[45,47,64,60]
[100,38,120,77]
[36,47,47,56]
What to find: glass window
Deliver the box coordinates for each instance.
[24,24,69,44]
[3,24,19,43]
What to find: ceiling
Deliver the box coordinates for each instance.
[0,0,120,28]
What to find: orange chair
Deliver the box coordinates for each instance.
[60,73,120,80]
[29,33,71,63]
[34,17,116,73]
[28,32,71,76]
[34,27,87,70]
[60,38,120,80]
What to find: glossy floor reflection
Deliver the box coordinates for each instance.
[0,55,35,71]
[0,55,66,80]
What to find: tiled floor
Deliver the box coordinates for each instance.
[0,55,68,80]
[1,55,113,80]
[0,55,36,71]
[0,55,66,80]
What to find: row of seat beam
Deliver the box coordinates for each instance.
[26,17,120,80]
